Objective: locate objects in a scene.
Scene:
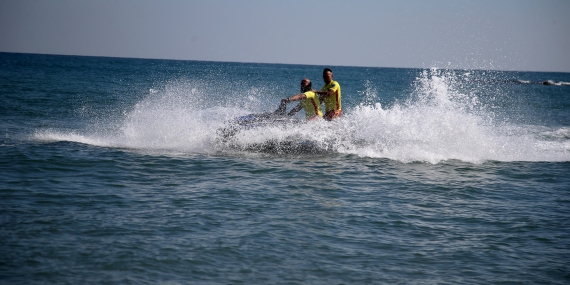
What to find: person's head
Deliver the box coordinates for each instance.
[300,78,312,93]
[323,68,333,84]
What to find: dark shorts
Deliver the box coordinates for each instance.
[324,110,342,121]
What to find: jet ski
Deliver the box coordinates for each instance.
[217,100,302,140]
[215,101,332,154]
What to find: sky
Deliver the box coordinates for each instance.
[1,0,569,72]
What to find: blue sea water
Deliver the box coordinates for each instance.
[1,52,569,284]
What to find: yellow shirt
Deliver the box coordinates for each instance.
[300,91,323,119]
[321,80,341,112]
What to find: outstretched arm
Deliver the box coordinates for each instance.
[314,89,334,101]
[283,93,307,102]
[278,93,306,116]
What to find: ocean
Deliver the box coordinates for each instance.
[1,52,569,284]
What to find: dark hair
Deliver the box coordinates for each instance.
[323,68,333,74]
[301,80,312,92]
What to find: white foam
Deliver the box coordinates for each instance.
[32,72,570,163]
[332,70,570,163]
[34,130,115,148]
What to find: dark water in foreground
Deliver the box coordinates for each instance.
[1,53,569,284]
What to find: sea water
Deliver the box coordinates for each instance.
[1,53,569,284]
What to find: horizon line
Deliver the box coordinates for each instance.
[2,51,569,74]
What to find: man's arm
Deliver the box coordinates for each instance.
[279,93,306,116]
[313,89,334,101]
[283,93,307,102]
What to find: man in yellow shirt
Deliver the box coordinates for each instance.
[315,68,341,121]
[280,78,323,121]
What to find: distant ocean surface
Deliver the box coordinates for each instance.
[1,52,569,284]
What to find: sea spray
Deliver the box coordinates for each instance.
[31,68,570,162]
[336,69,570,163]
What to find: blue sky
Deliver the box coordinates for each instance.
[1,0,569,72]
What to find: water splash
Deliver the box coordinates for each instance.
[33,72,570,163]
[335,69,570,163]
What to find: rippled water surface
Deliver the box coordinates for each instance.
[1,53,569,284]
